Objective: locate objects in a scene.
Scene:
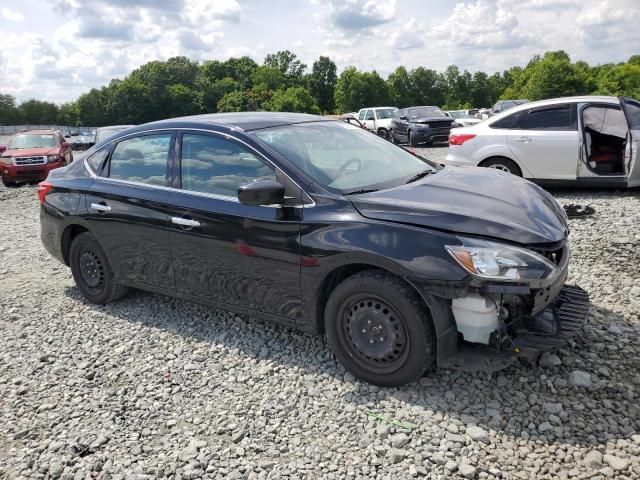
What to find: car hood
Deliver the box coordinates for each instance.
[350,167,567,245]
[376,118,393,127]
[4,147,59,157]
[413,116,454,124]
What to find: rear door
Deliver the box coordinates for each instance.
[166,131,303,322]
[620,97,640,186]
[84,131,175,290]
[506,104,578,180]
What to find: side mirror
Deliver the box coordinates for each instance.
[238,179,285,206]
[0,144,6,154]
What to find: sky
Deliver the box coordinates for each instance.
[1,0,639,104]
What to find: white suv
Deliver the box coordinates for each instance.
[357,107,398,138]
[445,95,640,188]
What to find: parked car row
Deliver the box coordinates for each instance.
[0,125,136,186]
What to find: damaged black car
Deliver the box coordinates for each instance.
[39,113,588,386]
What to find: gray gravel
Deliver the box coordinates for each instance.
[1,158,640,479]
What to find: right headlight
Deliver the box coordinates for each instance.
[0,156,13,165]
[445,237,558,282]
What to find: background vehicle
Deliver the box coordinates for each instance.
[0,130,72,187]
[446,95,640,187]
[391,106,456,146]
[445,110,483,127]
[71,131,96,150]
[39,112,587,386]
[490,99,529,116]
[94,125,136,144]
[357,107,398,138]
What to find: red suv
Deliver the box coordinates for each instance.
[0,130,73,187]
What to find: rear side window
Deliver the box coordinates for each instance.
[107,134,172,186]
[515,105,574,130]
[365,110,375,120]
[180,134,276,198]
[490,112,521,129]
[87,148,110,175]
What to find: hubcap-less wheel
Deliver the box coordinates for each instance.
[79,247,105,292]
[488,163,511,173]
[340,294,409,374]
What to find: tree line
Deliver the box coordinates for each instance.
[1,50,639,127]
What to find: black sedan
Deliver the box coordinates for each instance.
[38,112,588,386]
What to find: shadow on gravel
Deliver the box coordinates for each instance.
[63,286,639,449]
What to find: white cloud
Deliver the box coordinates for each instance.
[387,19,424,50]
[329,0,396,30]
[1,7,24,21]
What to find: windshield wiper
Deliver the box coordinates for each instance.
[344,188,379,196]
[405,169,433,184]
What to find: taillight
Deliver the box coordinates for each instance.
[37,181,53,204]
[449,133,476,146]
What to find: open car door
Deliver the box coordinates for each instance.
[620,96,640,187]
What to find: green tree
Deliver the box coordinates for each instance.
[0,94,19,125]
[105,78,154,124]
[17,99,59,124]
[165,84,201,118]
[334,67,390,112]
[309,56,337,113]
[223,56,259,89]
[264,50,306,85]
[76,88,105,126]
[251,66,286,90]
[386,66,414,108]
[410,68,446,106]
[264,86,320,113]
[57,102,78,125]
[217,89,271,112]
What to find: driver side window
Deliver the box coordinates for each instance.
[180,134,276,198]
[366,111,375,121]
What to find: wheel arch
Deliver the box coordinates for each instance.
[60,223,90,266]
[478,155,524,176]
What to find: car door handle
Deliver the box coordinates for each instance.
[90,202,111,212]
[515,136,533,143]
[171,216,201,228]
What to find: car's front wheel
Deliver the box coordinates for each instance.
[70,232,128,304]
[481,157,522,176]
[325,270,435,386]
[1,177,16,188]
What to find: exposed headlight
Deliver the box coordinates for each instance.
[0,156,13,165]
[47,155,60,163]
[446,237,557,282]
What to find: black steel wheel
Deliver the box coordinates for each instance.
[70,232,128,304]
[325,270,435,386]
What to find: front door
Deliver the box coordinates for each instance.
[620,97,640,186]
[167,131,303,321]
[83,132,175,290]
[506,103,579,180]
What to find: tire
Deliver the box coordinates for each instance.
[408,130,417,147]
[377,129,388,140]
[69,232,128,304]
[324,270,435,387]
[481,157,522,176]
[390,130,398,144]
[1,177,16,188]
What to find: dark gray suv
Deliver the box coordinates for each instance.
[391,106,456,146]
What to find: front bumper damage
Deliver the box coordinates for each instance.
[440,285,589,372]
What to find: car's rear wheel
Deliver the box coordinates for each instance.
[70,232,128,304]
[325,270,435,386]
[481,157,522,176]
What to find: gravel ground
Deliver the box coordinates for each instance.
[1,154,639,479]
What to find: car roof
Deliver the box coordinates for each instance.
[97,125,136,130]
[488,95,621,123]
[140,112,327,132]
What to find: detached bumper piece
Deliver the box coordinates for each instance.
[441,285,589,372]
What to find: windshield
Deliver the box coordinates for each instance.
[96,127,127,143]
[410,107,446,119]
[8,134,57,149]
[375,108,397,119]
[447,111,469,119]
[253,121,434,194]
